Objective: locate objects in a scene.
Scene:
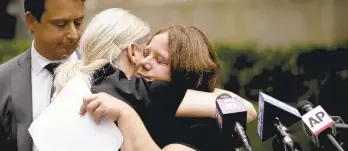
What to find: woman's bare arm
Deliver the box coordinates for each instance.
[175,88,257,123]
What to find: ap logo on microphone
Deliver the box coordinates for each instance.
[301,105,334,135]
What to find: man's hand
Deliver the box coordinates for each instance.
[79,92,130,124]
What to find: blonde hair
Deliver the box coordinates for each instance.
[52,8,150,99]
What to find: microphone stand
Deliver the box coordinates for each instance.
[273,117,302,151]
[331,116,348,135]
[329,116,347,150]
[335,123,348,150]
[234,122,254,151]
[326,134,345,151]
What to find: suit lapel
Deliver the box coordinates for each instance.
[11,50,33,151]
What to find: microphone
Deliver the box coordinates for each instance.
[215,93,253,151]
[257,92,302,151]
[296,100,345,151]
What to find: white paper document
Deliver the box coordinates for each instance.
[28,76,123,151]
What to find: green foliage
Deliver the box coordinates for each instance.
[214,42,312,86]
[0,40,31,63]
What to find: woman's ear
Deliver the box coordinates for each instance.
[127,43,137,64]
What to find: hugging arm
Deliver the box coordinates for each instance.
[105,67,255,123]
[176,88,258,123]
[112,73,257,123]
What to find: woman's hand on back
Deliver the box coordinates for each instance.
[79,92,132,124]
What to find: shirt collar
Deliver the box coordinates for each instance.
[31,41,78,75]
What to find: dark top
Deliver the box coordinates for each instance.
[91,63,188,120]
[169,117,226,151]
[91,64,224,151]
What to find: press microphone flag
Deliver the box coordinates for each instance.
[301,105,335,135]
[257,92,302,142]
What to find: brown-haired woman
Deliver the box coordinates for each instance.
[134,24,251,150]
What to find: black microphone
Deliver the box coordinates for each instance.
[296,100,314,115]
[296,100,345,151]
[258,92,302,151]
[215,93,253,151]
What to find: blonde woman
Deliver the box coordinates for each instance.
[54,8,257,151]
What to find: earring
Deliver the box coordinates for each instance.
[133,59,137,64]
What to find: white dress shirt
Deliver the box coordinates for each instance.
[31,41,78,151]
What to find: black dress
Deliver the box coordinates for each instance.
[91,63,224,150]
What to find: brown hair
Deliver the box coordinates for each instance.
[151,24,220,92]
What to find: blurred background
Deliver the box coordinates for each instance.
[1,0,348,150]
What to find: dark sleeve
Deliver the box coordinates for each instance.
[100,68,187,118]
[167,118,225,151]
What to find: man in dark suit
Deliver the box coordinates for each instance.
[0,0,85,150]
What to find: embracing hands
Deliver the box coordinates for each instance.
[79,92,131,124]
